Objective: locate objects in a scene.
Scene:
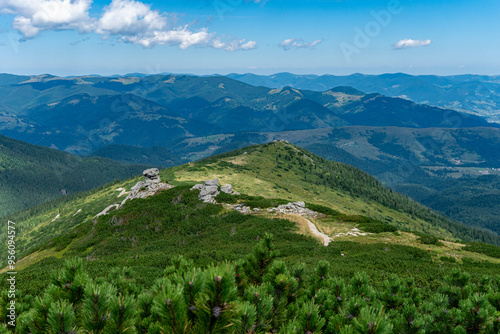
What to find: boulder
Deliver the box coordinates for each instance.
[190,179,221,203]
[221,184,240,195]
[143,168,161,184]
[198,179,220,203]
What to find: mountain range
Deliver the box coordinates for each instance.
[1,72,499,238]
[227,72,500,123]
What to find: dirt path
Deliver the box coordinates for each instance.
[306,218,332,246]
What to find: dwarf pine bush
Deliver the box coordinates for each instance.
[2,235,500,333]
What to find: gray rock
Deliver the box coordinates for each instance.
[143,168,161,184]
[220,184,239,195]
[191,179,220,203]
[293,201,306,208]
[190,184,203,191]
[205,179,219,186]
[221,184,233,194]
[199,185,219,198]
[120,170,173,207]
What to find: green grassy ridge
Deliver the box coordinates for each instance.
[195,141,500,245]
[5,141,500,272]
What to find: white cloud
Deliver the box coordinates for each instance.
[0,0,257,51]
[279,38,323,51]
[0,0,93,39]
[96,0,256,50]
[212,38,257,51]
[393,38,432,50]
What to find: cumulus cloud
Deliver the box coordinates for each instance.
[393,38,432,50]
[97,0,256,50]
[0,0,93,39]
[279,38,323,51]
[0,0,257,51]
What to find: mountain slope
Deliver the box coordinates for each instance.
[0,134,149,217]
[90,144,182,167]
[167,127,500,233]
[5,93,219,154]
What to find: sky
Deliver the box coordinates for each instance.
[0,0,499,76]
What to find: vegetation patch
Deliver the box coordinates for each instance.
[464,242,500,259]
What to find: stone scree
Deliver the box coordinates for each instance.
[266,201,320,218]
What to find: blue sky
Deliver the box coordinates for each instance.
[0,0,499,76]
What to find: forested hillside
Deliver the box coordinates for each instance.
[0,135,148,217]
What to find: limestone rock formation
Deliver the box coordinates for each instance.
[191,179,220,203]
[121,168,173,206]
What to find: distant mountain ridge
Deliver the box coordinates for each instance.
[227,72,500,123]
[0,73,495,154]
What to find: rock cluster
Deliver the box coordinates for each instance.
[121,168,173,206]
[233,204,262,215]
[191,179,219,204]
[266,201,320,217]
[191,179,240,204]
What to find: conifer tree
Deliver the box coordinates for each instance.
[135,292,156,333]
[195,263,241,333]
[27,293,55,333]
[103,294,136,334]
[152,281,188,333]
[46,300,77,333]
[243,233,279,285]
[349,306,393,334]
[295,301,326,333]
[243,285,273,333]
[80,282,116,333]
[51,258,89,306]
[458,293,494,333]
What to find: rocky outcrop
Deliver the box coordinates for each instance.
[221,184,240,195]
[191,180,240,203]
[233,204,263,215]
[191,179,220,204]
[121,168,173,206]
[266,201,320,218]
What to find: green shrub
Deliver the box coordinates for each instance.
[440,256,457,263]
[413,232,441,245]
[464,242,500,259]
[214,191,239,204]
[357,222,398,233]
[305,203,341,217]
